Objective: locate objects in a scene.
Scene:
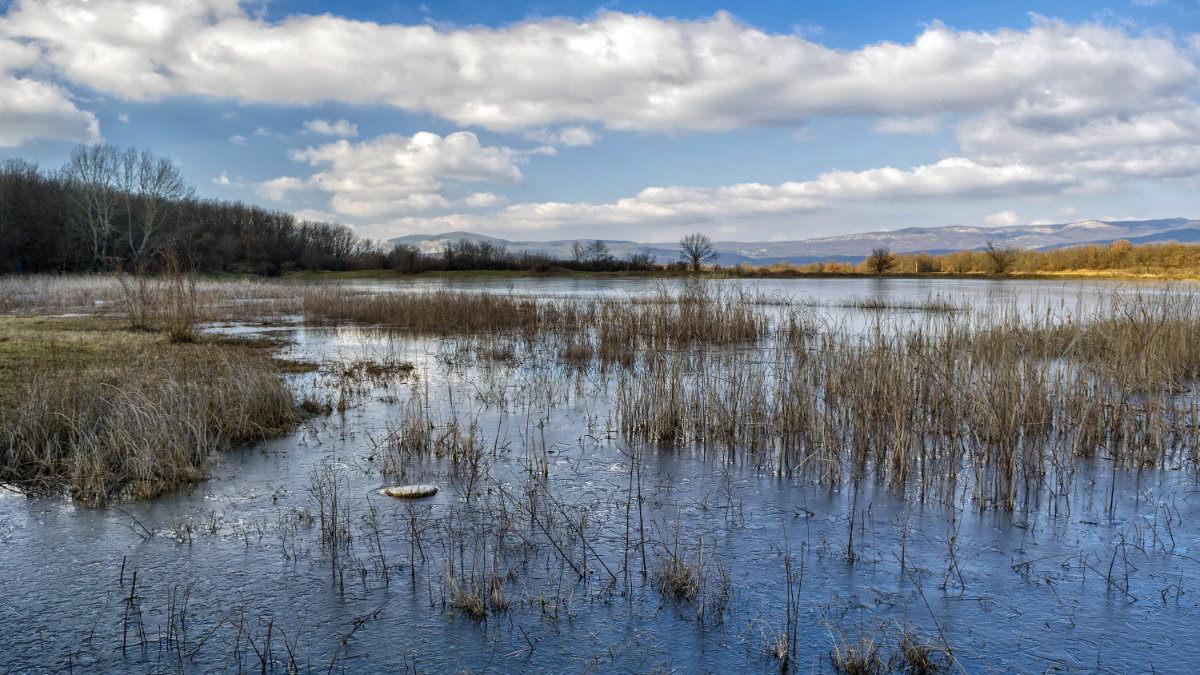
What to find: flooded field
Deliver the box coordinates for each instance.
[3,276,1200,673]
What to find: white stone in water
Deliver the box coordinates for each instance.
[381,484,438,499]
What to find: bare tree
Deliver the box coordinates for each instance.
[864,245,897,274]
[61,143,121,268]
[571,241,586,263]
[983,240,1019,275]
[584,239,612,263]
[118,148,193,262]
[625,248,657,270]
[679,232,717,271]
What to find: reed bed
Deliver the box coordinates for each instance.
[298,282,769,351]
[836,294,966,313]
[0,346,298,505]
[617,291,1200,511]
[7,273,1200,514]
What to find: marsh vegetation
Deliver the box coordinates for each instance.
[2,273,1199,672]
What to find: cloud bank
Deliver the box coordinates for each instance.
[1,0,1197,236]
[385,157,1079,236]
[3,2,1194,132]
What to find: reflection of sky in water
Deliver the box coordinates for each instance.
[331,274,1192,312]
[4,278,1200,672]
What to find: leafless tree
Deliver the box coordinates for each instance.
[61,143,121,267]
[679,232,717,271]
[584,239,612,262]
[118,148,193,262]
[625,248,657,270]
[864,245,897,274]
[984,240,1019,275]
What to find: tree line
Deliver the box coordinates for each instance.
[722,238,1200,278]
[0,144,691,275]
[0,147,372,274]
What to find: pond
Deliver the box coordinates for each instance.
[2,276,1199,673]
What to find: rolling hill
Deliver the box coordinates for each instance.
[389,218,1200,266]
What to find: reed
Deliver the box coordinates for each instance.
[0,344,298,505]
[616,291,1200,511]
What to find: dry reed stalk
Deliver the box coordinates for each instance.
[0,346,298,505]
[616,291,1200,511]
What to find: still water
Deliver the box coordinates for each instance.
[2,277,1199,673]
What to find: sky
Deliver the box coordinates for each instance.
[1,0,1198,244]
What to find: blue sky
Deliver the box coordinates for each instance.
[1,0,1198,244]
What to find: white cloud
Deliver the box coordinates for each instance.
[117,112,129,123]
[256,175,303,201]
[523,126,601,146]
[302,118,358,137]
[983,210,1024,227]
[959,107,1200,179]
[3,3,1194,132]
[462,192,507,207]
[228,134,246,145]
[0,37,99,146]
[0,74,100,147]
[258,131,529,216]
[382,157,1078,235]
[292,208,338,224]
[960,109,1200,159]
[212,170,231,185]
[873,115,943,135]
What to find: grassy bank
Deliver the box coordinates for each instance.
[0,315,300,505]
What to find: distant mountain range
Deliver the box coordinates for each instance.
[389,217,1200,266]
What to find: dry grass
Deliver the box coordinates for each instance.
[0,318,299,505]
[7,274,1200,516]
[617,291,1200,510]
[0,273,309,322]
[656,533,732,624]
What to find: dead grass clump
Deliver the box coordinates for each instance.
[445,571,510,622]
[448,575,489,621]
[828,626,948,674]
[337,357,416,382]
[830,634,886,674]
[655,534,732,624]
[599,283,768,351]
[0,345,298,505]
[890,632,950,674]
[658,556,697,602]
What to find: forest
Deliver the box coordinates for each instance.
[0,145,658,275]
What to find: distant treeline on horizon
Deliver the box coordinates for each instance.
[3,145,1200,277]
[0,146,660,275]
